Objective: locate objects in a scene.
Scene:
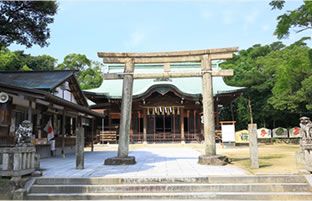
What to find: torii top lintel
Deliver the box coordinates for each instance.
[97,47,239,64]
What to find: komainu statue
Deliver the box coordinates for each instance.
[300,116,312,142]
[299,116,312,171]
[15,120,33,146]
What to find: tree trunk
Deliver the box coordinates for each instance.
[248,97,253,124]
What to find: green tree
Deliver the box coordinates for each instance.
[0,47,19,70]
[57,53,103,89]
[78,62,104,90]
[57,53,91,73]
[220,38,312,129]
[270,0,312,39]
[220,43,283,129]
[19,65,32,71]
[0,1,58,48]
[0,48,57,71]
[258,40,312,112]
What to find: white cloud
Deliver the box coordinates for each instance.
[244,10,259,25]
[242,10,260,33]
[262,24,270,32]
[126,31,146,48]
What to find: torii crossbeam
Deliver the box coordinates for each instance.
[99,47,238,165]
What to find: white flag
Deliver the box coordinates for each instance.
[44,118,54,141]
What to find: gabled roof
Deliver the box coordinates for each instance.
[0,70,74,90]
[0,70,88,106]
[84,62,244,99]
[0,82,104,118]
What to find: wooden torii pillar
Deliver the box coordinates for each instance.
[100,47,238,165]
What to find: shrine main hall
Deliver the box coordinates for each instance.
[84,61,242,144]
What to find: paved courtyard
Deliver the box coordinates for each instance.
[40,147,248,177]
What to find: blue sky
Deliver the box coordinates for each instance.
[9,0,312,63]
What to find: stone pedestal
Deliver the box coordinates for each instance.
[0,146,36,177]
[104,156,136,165]
[198,155,231,166]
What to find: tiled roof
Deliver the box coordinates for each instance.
[85,62,243,98]
[0,70,74,90]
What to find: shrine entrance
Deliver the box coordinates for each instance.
[98,47,238,165]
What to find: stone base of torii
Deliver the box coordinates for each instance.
[98,48,238,165]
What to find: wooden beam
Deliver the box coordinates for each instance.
[103,70,233,80]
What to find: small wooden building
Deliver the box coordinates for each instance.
[84,62,243,143]
[0,70,102,158]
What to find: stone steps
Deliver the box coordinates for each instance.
[29,183,310,193]
[26,175,312,200]
[33,175,308,185]
[27,192,312,200]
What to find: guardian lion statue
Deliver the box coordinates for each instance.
[15,120,33,146]
[300,116,312,142]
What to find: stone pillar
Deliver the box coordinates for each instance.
[76,127,84,169]
[105,59,136,165]
[201,54,216,156]
[2,153,10,170]
[143,109,147,144]
[248,123,259,168]
[118,59,134,158]
[180,108,185,144]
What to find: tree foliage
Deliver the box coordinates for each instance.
[0,1,58,48]
[57,53,103,89]
[220,38,312,129]
[271,0,312,39]
[78,62,104,90]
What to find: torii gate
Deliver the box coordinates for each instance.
[99,47,238,165]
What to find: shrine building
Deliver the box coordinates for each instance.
[84,62,243,143]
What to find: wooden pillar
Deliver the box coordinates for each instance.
[215,100,220,130]
[117,59,134,158]
[194,110,197,140]
[153,114,156,142]
[163,112,165,140]
[180,108,185,143]
[108,110,112,128]
[143,109,147,144]
[91,118,94,152]
[173,112,176,141]
[138,111,141,141]
[201,54,216,156]
[187,110,190,141]
[61,110,66,158]
[28,100,32,122]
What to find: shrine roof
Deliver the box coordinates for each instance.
[84,62,244,100]
[0,70,75,90]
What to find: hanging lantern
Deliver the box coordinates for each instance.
[147,108,150,115]
[172,107,175,115]
[177,107,180,115]
[165,107,168,115]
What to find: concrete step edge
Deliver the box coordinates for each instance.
[27,192,312,196]
[30,183,310,187]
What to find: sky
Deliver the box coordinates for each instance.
[9,0,312,64]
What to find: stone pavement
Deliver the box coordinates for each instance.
[40,147,248,177]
